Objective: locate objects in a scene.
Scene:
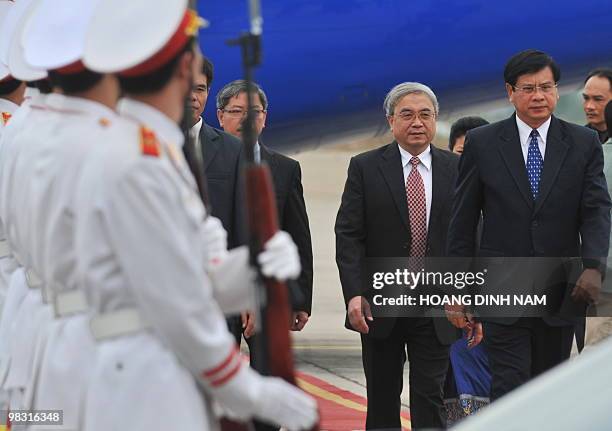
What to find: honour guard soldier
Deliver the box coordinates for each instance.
[0,0,50,420]
[17,0,121,428]
[74,0,319,429]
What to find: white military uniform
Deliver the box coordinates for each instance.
[0,97,20,316]
[0,89,44,413]
[0,93,54,414]
[76,98,259,430]
[24,94,116,431]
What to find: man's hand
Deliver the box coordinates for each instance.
[291,311,309,331]
[445,304,469,328]
[571,268,602,304]
[347,296,373,334]
[242,310,256,338]
[466,321,483,348]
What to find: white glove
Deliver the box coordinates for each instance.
[202,216,228,266]
[254,377,318,431]
[208,361,318,430]
[257,231,301,281]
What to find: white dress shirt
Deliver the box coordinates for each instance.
[254,141,261,163]
[190,116,203,149]
[516,115,550,163]
[397,144,433,229]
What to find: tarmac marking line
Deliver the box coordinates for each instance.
[296,371,411,430]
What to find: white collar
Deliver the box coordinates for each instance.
[190,117,203,138]
[516,114,551,144]
[118,98,184,148]
[45,93,116,119]
[398,143,432,171]
[23,87,40,101]
[0,98,19,114]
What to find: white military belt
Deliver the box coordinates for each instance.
[90,308,150,341]
[0,239,9,258]
[54,289,89,318]
[25,268,43,289]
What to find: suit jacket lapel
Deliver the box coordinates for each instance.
[259,143,278,172]
[201,123,220,171]
[379,142,410,233]
[498,114,534,210]
[534,116,569,215]
[429,146,451,232]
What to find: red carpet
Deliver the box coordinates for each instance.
[296,371,411,431]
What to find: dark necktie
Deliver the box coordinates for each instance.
[406,156,427,259]
[527,129,544,200]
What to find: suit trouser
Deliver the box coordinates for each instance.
[360,317,449,431]
[483,318,574,402]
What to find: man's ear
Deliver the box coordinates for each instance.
[387,115,394,132]
[505,83,514,103]
[177,50,195,80]
[217,109,224,128]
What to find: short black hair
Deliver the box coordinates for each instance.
[584,67,612,91]
[48,69,103,94]
[27,78,53,95]
[504,49,561,87]
[605,101,612,133]
[202,56,214,87]
[449,116,489,151]
[0,78,23,96]
[119,38,195,95]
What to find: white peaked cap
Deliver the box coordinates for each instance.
[23,0,102,71]
[0,1,13,80]
[0,0,46,81]
[8,0,47,80]
[84,0,197,74]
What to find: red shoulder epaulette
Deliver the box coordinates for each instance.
[139,126,161,157]
[1,112,11,125]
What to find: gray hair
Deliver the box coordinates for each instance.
[383,82,439,116]
[216,79,268,110]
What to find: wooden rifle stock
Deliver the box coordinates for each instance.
[246,164,295,384]
[245,163,319,430]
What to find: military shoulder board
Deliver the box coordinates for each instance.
[1,112,11,125]
[139,125,161,157]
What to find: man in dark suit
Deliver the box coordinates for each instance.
[186,58,247,341]
[447,50,611,401]
[216,79,314,334]
[335,82,469,430]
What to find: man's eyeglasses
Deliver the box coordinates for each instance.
[512,83,558,94]
[222,108,266,118]
[395,110,436,122]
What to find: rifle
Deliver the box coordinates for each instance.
[226,0,319,430]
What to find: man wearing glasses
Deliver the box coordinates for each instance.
[335,82,463,429]
[216,80,314,342]
[448,49,611,401]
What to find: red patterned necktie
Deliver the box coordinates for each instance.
[406,156,427,261]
